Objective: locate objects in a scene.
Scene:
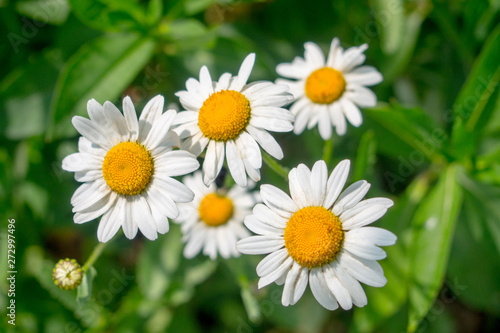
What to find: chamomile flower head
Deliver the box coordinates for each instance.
[276,38,383,140]
[62,95,200,242]
[174,53,294,187]
[53,258,83,291]
[237,160,396,310]
[175,171,259,260]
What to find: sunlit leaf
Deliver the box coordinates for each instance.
[49,33,155,138]
[76,266,96,306]
[407,164,463,332]
[451,24,500,160]
[68,0,147,32]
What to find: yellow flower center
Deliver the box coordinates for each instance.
[305,67,346,104]
[199,193,234,227]
[198,89,251,141]
[284,206,344,269]
[102,142,154,196]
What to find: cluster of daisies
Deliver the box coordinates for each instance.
[61,37,395,310]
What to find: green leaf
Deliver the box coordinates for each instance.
[451,23,500,160]
[68,0,147,32]
[16,0,70,25]
[49,33,155,138]
[364,105,448,161]
[448,191,500,316]
[458,173,500,254]
[352,172,432,333]
[76,266,97,305]
[353,130,377,181]
[408,164,463,332]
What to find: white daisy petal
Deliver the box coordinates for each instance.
[260,184,298,216]
[122,97,139,142]
[339,198,393,221]
[155,150,199,177]
[288,168,311,208]
[72,116,112,150]
[324,159,350,209]
[74,191,117,224]
[304,42,325,68]
[332,260,367,307]
[132,195,157,241]
[121,199,138,239]
[318,107,332,140]
[232,53,256,91]
[258,256,294,288]
[216,72,232,91]
[332,180,371,216]
[328,102,347,136]
[244,215,282,235]
[250,117,294,133]
[344,66,383,86]
[276,57,310,79]
[143,110,177,149]
[325,264,353,310]
[345,85,377,107]
[252,203,289,229]
[226,140,247,187]
[340,98,363,127]
[309,267,339,310]
[236,236,284,255]
[62,153,102,172]
[97,196,124,243]
[310,160,328,206]
[282,262,301,306]
[326,37,340,68]
[346,227,397,246]
[341,204,388,230]
[103,101,129,142]
[199,66,214,98]
[245,125,284,160]
[256,248,290,276]
[339,251,387,287]
[138,95,164,142]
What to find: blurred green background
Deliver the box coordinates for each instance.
[1,0,500,332]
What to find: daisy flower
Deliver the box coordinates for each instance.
[173,53,294,187]
[276,38,383,140]
[236,160,396,310]
[62,96,200,242]
[175,171,259,260]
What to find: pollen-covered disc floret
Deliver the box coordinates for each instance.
[173,53,294,187]
[174,171,258,260]
[199,193,234,227]
[62,95,200,242]
[305,67,346,104]
[198,90,251,141]
[237,160,397,311]
[53,258,83,291]
[276,37,383,140]
[102,142,154,195]
[285,206,343,269]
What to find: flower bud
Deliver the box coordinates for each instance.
[52,258,83,290]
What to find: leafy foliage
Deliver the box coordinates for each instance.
[1,0,499,332]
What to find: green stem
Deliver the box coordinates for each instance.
[82,242,107,272]
[322,137,334,165]
[262,152,289,181]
